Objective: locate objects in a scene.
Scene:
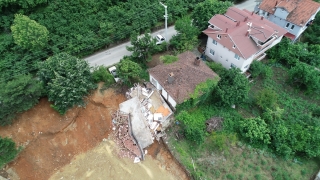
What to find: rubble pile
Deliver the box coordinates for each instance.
[111,110,142,160]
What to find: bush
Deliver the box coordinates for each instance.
[206,61,226,74]
[250,61,273,79]
[91,66,114,85]
[160,55,178,64]
[239,117,271,146]
[0,137,21,168]
[255,89,278,110]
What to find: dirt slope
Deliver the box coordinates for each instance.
[0,86,188,180]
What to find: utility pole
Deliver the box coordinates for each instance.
[160,2,168,44]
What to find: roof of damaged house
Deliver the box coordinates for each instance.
[259,0,320,26]
[148,51,219,104]
[203,7,287,59]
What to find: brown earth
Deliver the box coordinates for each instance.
[0,84,188,180]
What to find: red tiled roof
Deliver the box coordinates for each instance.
[259,0,320,26]
[284,32,296,40]
[148,52,219,104]
[203,7,287,59]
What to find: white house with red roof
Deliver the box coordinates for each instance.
[203,7,287,73]
[255,0,320,41]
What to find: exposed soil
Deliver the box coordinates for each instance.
[0,84,188,180]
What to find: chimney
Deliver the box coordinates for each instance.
[245,31,249,37]
[251,11,254,15]
[275,1,278,6]
[225,28,228,33]
[236,21,240,26]
[244,16,248,22]
[261,16,264,20]
[194,57,201,66]
[167,72,175,84]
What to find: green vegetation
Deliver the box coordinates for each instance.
[170,16,200,52]
[214,68,250,107]
[117,58,143,85]
[37,53,96,114]
[91,66,114,85]
[160,55,178,64]
[0,137,21,168]
[191,0,233,31]
[11,14,49,50]
[0,74,43,126]
[1,0,203,122]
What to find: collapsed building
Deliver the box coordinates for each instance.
[111,83,173,162]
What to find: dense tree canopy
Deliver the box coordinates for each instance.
[239,117,271,145]
[11,14,49,50]
[0,137,20,168]
[191,0,232,31]
[0,74,43,126]
[117,58,143,85]
[37,53,95,114]
[214,68,250,107]
[288,62,320,93]
[170,16,200,52]
[126,31,160,63]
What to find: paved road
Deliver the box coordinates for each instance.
[235,0,259,12]
[85,26,177,67]
[85,1,258,67]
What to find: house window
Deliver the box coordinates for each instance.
[244,64,249,69]
[151,77,157,86]
[230,63,237,68]
[212,39,217,45]
[285,23,290,28]
[232,45,236,49]
[210,49,215,56]
[234,53,240,60]
[217,34,221,39]
[291,25,295,30]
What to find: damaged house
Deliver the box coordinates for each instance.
[148,51,219,109]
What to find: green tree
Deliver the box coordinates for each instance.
[126,30,160,64]
[170,16,200,52]
[303,13,320,45]
[249,61,273,79]
[214,68,250,107]
[0,74,43,126]
[37,53,95,114]
[117,58,143,85]
[191,0,232,31]
[239,117,271,145]
[176,111,206,144]
[255,89,278,110]
[0,137,21,168]
[11,14,49,50]
[91,66,114,86]
[288,62,320,93]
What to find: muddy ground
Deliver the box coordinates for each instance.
[0,85,188,180]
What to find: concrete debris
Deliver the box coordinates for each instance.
[112,83,174,162]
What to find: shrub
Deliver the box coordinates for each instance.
[160,55,178,64]
[255,89,278,110]
[91,66,114,85]
[0,137,21,168]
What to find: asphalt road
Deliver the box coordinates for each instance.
[85,0,258,67]
[235,0,259,12]
[85,26,177,67]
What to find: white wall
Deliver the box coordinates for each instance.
[149,74,162,90]
[162,89,168,99]
[168,95,177,107]
[205,37,251,73]
[274,8,289,19]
